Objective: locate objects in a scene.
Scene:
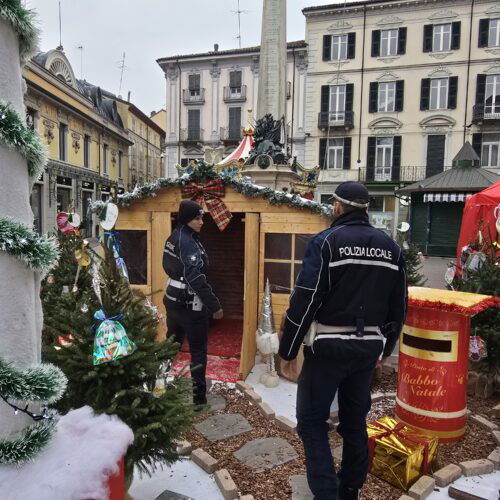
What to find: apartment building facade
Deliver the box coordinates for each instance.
[303,0,500,234]
[157,41,308,177]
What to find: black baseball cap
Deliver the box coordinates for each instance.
[329,181,369,208]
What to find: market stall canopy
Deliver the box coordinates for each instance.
[217,127,255,167]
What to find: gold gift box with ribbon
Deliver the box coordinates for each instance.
[367,416,439,490]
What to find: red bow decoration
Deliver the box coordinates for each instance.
[181,178,232,231]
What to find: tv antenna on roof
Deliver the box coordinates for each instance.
[117,52,127,97]
[232,0,248,48]
[57,0,63,50]
[77,45,83,79]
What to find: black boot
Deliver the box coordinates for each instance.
[338,485,359,500]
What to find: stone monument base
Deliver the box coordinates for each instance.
[241,163,300,192]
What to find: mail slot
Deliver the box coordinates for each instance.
[396,287,497,443]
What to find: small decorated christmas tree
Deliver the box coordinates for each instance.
[43,231,194,481]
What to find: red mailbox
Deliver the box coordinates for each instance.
[396,287,497,443]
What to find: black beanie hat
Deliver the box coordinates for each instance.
[178,199,204,225]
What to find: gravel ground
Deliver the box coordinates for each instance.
[185,380,500,500]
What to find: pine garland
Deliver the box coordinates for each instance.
[0,217,58,274]
[116,161,333,217]
[0,0,39,62]
[0,101,47,180]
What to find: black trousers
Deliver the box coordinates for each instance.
[164,299,209,403]
[296,349,378,500]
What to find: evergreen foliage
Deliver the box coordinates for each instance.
[403,243,427,287]
[42,232,195,481]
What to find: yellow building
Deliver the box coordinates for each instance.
[150,109,166,133]
[23,48,132,236]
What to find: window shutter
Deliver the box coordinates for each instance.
[321,85,330,113]
[371,30,381,57]
[181,158,189,167]
[423,25,433,52]
[451,22,461,50]
[369,82,378,113]
[189,74,200,91]
[345,84,354,112]
[479,19,490,48]
[188,109,200,137]
[347,32,356,59]
[472,133,482,159]
[230,71,242,88]
[319,138,327,169]
[323,35,332,61]
[366,137,376,181]
[343,137,352,170]
[228,107,241,136]
[397,27,407,55]
[420,79,430,110]
[476,74,486,105]
[395,80,404,112]
[448,76,458,109]
[392,136,401,181]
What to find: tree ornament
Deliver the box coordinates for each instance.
[56,212,76,235]
[469,335,487,362]
[47,274,54,284]
[93,309,137,365]
[99,202,119,230]
[81,303,88,313]
[256,279,280,387]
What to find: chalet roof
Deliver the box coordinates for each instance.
[397,167,500,194]
[452,141,480,162]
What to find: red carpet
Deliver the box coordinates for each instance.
[171,352,241,383]
[180,318,242,358]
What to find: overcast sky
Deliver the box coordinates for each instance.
[26,0,342,116]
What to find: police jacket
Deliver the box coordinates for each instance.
[279,210,407,361]
[162,224,221,313]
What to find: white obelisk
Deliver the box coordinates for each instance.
[257,0,286,121]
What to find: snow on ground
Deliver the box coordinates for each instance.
[427,470,500,500]
[129,458,223,500]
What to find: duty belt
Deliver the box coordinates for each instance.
[167,278,187,289]
[305,323,384,346]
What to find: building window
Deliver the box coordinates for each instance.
[380,29,398,57]
[103,144,108,174]
[329,85,346,122]
[187,109,201,140]
[26,108,36,131]
[489,19,500,47]
[378,82,396,112]
[481,133,500,167]
[118,151,123,178]
[369,195,385,212]
[331,34,348,60]
[229,70,242,96]
[56,186,71,213]
[375,137,393,181]
[485,75,500,115]
[30,184,42,234]
[189,74,201,97]
[82,189,94,237]
[320,194,332,204]
[59,124,67,161]
[433,24,451,52]
[430,78,449,110]
[263,233,312,294]
[83,135,90,168]
[326,139,344,169]
[228,107,242,140]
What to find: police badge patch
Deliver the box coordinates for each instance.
[189,254,199,264]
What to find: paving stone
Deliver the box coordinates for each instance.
[195,413,252,442]
[257,401,275,419]
[494,403,500,418]
[398,496,414,500]
[459,459,494,477]
[433,463,462,487]
[239,496,255,500]
[493,430,500,445]
[408,475,435,500]
[214,469,238,500]
[235,381,253,392]
[207,393,226,412]
[175,439,192,456]
[234,437,298,472]
[332,445,343,463]
[191,448,218,473]
[244,389,262,403]
[275,415,296,432]
[448,486,489,500]
[154,491,193,500]
[469,414,498,432]
[289,474,313,500]
[487,447,500,469]
[330,410,339,424]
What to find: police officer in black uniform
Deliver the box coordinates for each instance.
[279,181,407,500]
[163,199,223,406]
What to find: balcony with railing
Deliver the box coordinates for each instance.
[358,165,428,183]
[220,126,242,143]
[183,88,206,105]
[223,85,247,103]
[180,128,204,143]
[472,103,500,124]
[318,111,354,130]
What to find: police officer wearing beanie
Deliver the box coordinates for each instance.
[163,199,223,406]
[279,181,407,500]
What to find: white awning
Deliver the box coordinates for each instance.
[424,192,474,203]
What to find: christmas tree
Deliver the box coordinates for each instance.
[396,231,426,286]
[42,232,195,482]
